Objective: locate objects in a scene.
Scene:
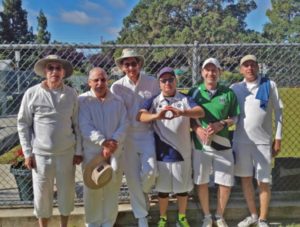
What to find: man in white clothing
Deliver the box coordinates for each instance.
[17,55,83,227]
[111,49,160,227]
[79,67,128,227]
[231,55,283,227]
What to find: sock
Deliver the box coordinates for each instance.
[204,214,212,219]
[215,214,223,220]
[251,214,258,220]
[178,213,186,220]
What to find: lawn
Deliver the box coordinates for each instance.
[278,88,300,158]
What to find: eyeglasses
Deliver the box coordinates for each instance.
[46,65,62,72]
[90,78,107,83]
[123,62,138,68]
[160,77,175,84]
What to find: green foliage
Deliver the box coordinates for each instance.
[117,0,264,45]
[36,10,51,44]
[0,0,34,43]
[263,0,300,43]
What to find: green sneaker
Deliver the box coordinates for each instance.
[176,216,190,227]
[157,217,167,227]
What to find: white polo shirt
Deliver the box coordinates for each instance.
[141,92,197,160]
[111,72,160,133]
[230,76,283,144]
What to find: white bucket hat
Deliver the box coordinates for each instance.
[34,55,73,78]
[83,155,113,189]
[115,48,145,69]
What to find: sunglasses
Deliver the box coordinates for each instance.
[160,77,175,84]
[90,78,107,83]
[47,65,62,72]
[123,62,138,68]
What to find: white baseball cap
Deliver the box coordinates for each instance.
[202,58,221,70]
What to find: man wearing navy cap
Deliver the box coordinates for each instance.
[137,67,204,227]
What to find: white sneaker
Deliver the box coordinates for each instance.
[215,218,228,227]
[257,220,269,227]
[237,216,258,227]
[202,216,213,227]
[138,217,149,227]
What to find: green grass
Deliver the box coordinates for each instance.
[278,88,300,158]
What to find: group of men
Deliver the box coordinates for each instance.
[17,49,283,227]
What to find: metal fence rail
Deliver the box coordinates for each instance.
[0,43,299,206]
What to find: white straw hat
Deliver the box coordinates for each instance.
[115,48,144,69]
[34,55,73,78]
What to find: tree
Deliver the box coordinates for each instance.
[36,10,51,44]
[0,0,34,43]
[117,0,263,45]
[263,0,300,43]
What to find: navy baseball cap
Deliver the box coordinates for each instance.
[157,67,175,78]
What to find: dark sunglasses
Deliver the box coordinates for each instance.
[90,78,107,83]
[160,77,175,84]
[123,62,138,68]
[47,65,62,72]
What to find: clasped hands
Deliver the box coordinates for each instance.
[156,105,183,120]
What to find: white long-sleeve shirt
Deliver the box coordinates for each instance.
[231,76,283,144]
[78,90,128,159]
[111,72,160,133]
[17,83,81,158]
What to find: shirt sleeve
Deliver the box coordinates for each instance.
[111,100,129,145]
[140,95,156,111]
[78,97,106,146]
[270,81,283,139]
[17,90,34,158]
[71,89,82,156]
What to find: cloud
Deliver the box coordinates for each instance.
[108,0,126,9]
[106,27,120,37]
[60,10,113,26]
[61,10,92,25]
[81,0,103,11]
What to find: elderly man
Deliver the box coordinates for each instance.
[137,67,204,227]
[17,55,82,227]
[111,49,160,227]
[231,55,283,227]
[78,67,128,227]
[188,58,240,227]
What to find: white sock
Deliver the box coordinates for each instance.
[251,214,258,220]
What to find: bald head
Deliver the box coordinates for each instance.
[88,67,108,99]
[88,67,108,80]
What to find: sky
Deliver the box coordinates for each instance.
[19,0,272,44]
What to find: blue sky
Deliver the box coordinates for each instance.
[19,0,271,44]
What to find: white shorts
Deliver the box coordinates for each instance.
[233,142,272,183]
[193,149,234,187]
[155,158,193,194]
[32,152,75,218]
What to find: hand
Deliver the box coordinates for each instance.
[206,122,224,135]
[156,108,175,120]
[164,106,183,118]
[272,139,281,157]
[24,156,36,170]
[102,147,112,160]
[102,139,118,153]
[194,126,211,145]
[73,155,83,165]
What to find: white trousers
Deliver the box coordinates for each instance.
[123,131,157,218]
[83,151,123,226]
[32,152,75,218]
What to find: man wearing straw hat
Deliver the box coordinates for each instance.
[78,67,128,227]
[17,55,82,227]
[111,48,160,227]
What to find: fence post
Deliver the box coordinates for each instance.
[192,41,199,86]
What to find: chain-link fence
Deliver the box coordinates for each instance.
[0,43,299,207]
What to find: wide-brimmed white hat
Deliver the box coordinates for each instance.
[115,48,144,69]
[83,155,113,189]
[34,55,73,78]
